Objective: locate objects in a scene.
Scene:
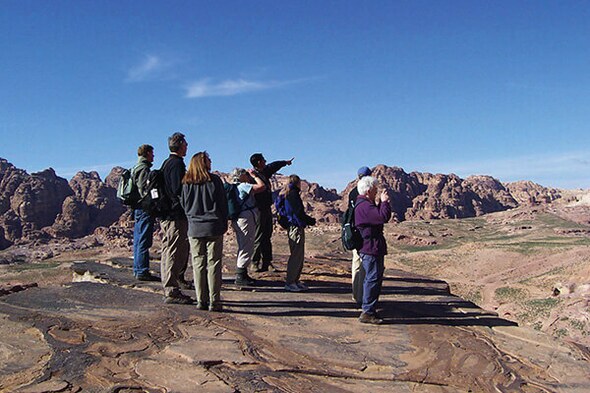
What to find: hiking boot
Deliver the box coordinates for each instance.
[136,273,160,282]
[209,303,223,312]
[178,279,194,290]
[359,312,383,325]
[284,283,302,292]
[164,294,193,305]
[235,269,257,286]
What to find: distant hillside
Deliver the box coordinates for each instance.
[0,158,564,250]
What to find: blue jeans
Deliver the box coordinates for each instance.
[360,253,385,315]
[133,209,154,276]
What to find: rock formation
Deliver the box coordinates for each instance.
[505,180,561,205]
[0,158,570,251]
[342,166,542,222]
[0,159,126,250]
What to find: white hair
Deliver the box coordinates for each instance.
[357,176,377,196]
[231,168,247,183]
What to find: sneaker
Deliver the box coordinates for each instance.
[196,302,208,310]
[164,294,193,305]
[296,282,308,291]
[359,312,383,325]
[284,283,302,292]
[209,303,223,312]
[178,279,194,290]
[136,273,161,282]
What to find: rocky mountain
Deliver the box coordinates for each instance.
[341,165,555,221]
[0,158,564,251]
[0,159,123,250]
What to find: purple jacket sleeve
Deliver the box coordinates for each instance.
[355,199,392,226]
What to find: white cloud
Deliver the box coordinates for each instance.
[185,78,299,98]
[126,55,169,82]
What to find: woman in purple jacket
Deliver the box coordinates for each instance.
[354,176,392,324]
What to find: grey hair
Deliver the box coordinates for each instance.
[231,168,247,183]
[357,176,378,196]
[168,132,186,152]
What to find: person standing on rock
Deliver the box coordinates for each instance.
[132,144,159,281]
[250,153,294,273]
[355,176,391,324]
[181,152,228,311]
[159,132,193,304]
[229,168,266,286]
[348,166,372,306]
[279,174,316,292]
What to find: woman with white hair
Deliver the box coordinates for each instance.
[354,176,392,324]
[230,168,265,286]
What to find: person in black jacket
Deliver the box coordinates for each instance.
[280,175,316,292]
[159,132,192,304]
[181,152,228,311]
[250,153,293,272]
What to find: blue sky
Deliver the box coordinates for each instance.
[1,1,589,191]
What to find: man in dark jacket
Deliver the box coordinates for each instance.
[250,153,293,272]
[132,144,159,281]
[159,132,192,304]
[354,176,391,324]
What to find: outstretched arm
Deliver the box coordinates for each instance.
[264,157,294,177]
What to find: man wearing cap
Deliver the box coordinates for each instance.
[250,153,294,272]
[348,166,372,305]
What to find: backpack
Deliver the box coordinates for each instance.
[341,200,363,251]
[141,169,172,218]
[274,194,290,229]
[116,167,141,206]
[224,183,244,220]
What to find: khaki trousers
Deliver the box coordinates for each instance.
[189,236,223,307]
[286,226,305,284]
[351,249,365,303]
[231,209,259,269]
[160,218,189,297]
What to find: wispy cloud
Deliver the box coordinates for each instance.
[126,55,171,82]
[185,78,304,98]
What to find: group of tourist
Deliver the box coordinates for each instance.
[129,132,391,324]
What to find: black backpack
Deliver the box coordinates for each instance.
[141,169,172,218]
[341,200,364,251]
[224,183,245,220]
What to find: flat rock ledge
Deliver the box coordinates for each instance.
[1,255,589,392]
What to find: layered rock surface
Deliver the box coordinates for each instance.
[0,252,587,392]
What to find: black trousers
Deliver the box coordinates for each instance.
[252,207,273,268]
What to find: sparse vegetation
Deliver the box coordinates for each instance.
[495,286,528,302]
